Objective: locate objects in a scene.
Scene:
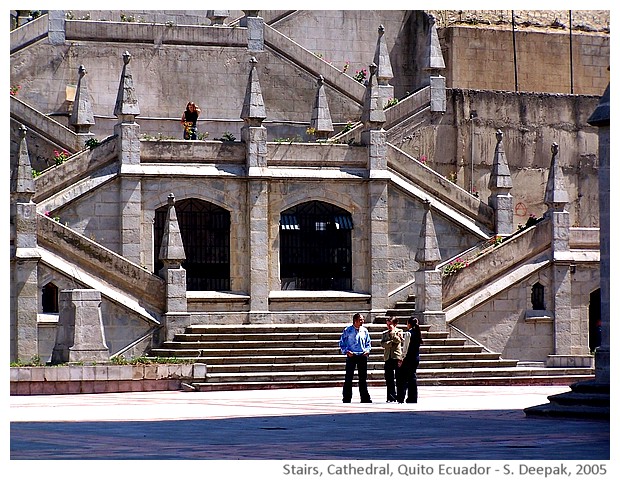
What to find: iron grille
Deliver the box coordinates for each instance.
[154,198,230,291]
[280,201,353,291]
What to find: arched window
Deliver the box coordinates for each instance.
[531,282,545,310]
[280,201,353,291]
[42,282,59,313]
[154,198,230,291]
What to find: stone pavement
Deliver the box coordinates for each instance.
[9,385,612,478]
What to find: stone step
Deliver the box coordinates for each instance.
[177,351,504,365]
[190,369,594,391]
[205,359,518,374]
[159,337,465,350]
[149,344,487,358]
[172,329,444,342]
[192,375,595,392]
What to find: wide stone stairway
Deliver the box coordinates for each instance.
[148,298,594,391]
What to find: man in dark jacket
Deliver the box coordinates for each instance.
[397,316,423,403]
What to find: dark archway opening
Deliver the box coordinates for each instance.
[280,201,352,291]
[154,198,231,291]
[42,282,59,313]
[589,288,601,352]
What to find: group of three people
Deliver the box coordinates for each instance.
[338,312,423,404]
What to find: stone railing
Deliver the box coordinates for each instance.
[387,143,494,231]
[441,219,552,306]
[33,135,118,205]
[267,142,367,167]
[37,213,166,313]
[10,95,85,152]
[65,19,247,47]
[10,363,206,395]
[264,23,366,104]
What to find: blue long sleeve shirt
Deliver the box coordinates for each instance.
[339,325,372,355]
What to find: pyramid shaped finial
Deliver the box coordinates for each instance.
[310,75,333,139]
[158,193,186,265]
[241,56,266,125]
[114,51,140,119]
[70,65,95,133]
[11,124,35,200]
[544,142,570,210]
[488,129,513,192]
[415,200,442,268]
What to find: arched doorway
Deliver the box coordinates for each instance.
[279,201,353,290]
[154,198,231,291]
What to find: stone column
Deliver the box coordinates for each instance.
[424,14,446,113]
[206,10,229,25]
[241,57,270,319]
[587,84,610,384]
[48,10,66,45]
[360,64,390,317]
[114,51,142,264]
[488,130,514,236]
[51,289,109,364]
[69,65,95,143]
[10,125,40,363]
[414,200,446,330]
[244,11,264,52]
[310,75,334,141]
[543,143,585,365]
[158,194,190,341]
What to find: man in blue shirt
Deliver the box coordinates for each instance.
[339,313,372,403]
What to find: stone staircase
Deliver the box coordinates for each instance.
[148,296,594,391]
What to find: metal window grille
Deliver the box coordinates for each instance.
[279,201,352,290]
[154,198,230,291]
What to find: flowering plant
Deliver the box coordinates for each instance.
[442,258,469,277]
[53,149,69,165]
[10,85,21,96]
[353,68,367,83]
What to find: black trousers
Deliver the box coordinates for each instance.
[384,358,400,401]
[397,356,419,403]
[343,354,371,402]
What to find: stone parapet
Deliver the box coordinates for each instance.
[547,355,594,368]
[10,96,84,153]
[37,213,166,312]
[65,20,247,47]
[33,136,117,205]
[264,23,365,104]
[9,13,48,53]
[10,363,207,395]
[140,139,246,164]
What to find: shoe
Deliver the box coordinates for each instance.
[405,399,417,403]
[361,399,372,403]
[387,399,396,403]
[343,399,351,403]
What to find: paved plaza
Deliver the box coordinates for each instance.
[8,384,612,478]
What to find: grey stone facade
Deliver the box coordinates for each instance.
[9,10,605,369]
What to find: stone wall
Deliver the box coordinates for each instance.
[451,263,599,362]
[10,362,207,395]
[439,25,609,95]
[389,89,601,229]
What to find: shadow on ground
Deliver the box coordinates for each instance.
[11,409,609,460]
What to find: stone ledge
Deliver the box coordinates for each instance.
[10,363,207,396]
[546,354,594,368]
